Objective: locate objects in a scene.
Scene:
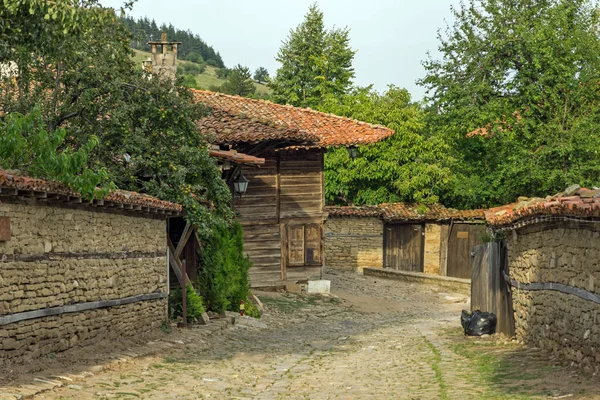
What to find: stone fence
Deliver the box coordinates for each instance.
[324,216,383,272]
[506,223,600,374]
[0,198,170,365]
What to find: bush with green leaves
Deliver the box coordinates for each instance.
[168,283,206,323]
[199,222,252,313]
[184,51,204,64]
[180,62,206,75]
[0,107,115,200]
[215,68,230,79]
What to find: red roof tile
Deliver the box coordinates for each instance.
[326,203,485,222]
[209,149,265,166]
[0,170,182,215]
[486,185,600,227]
[193,90,394,147]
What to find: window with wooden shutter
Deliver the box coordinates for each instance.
[288,225,305,265]
[304,224,321,265]
[288,224,322,266]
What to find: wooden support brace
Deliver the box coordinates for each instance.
[175,223,193,260]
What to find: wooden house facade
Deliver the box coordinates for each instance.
[193,90,394,287]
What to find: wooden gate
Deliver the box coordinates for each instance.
[384,224,424,272]
[447,223,485,279]
[471,241,515,336]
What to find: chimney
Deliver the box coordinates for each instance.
[147,33,181,81]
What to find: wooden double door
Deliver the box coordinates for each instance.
[384,223,425,272]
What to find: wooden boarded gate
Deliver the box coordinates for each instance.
[470,241,515,336]
[447,223,485,279]
[384,224,424,272]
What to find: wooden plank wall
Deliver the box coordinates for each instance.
[279,150,323,219]
[233,157,282,287]
[279,150,324,282]
[233,157,278,223]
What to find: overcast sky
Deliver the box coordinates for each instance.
[100,0,461,101]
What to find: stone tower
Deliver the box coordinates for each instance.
[147,33,181,81]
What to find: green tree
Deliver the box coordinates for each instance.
[0,0,233,236]
[0,107,114,200]
[322,86,452,206]
[420,0,600,208]
[219,64,256,97]
[253,67,269,84]
[269,3,355,108]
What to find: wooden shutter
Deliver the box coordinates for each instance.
[305,224,321,265]
[288,225,305,265]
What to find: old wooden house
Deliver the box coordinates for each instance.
[193,90,394,287]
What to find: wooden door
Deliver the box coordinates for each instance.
[384,224,424,272]
[447,223,485,279]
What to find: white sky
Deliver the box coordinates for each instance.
[100,0,461,101]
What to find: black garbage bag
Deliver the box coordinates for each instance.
[461,310,497,336]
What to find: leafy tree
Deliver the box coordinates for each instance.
[0,107,114,200]
[253,67,270,83]
[420,0,600,208]
[219,64,256,97]
[0,0,233,237]
[270,3,355,108]
[322,86,452,206]
[181,74,198,88]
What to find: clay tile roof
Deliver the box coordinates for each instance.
[325,205,382,218]
[193,89,394,147]
[208,149,265,166]
[0,170,182,215]
[485,185,600,227]
[326,203,485,222]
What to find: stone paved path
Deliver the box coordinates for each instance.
[10,271,600,399]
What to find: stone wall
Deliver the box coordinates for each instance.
[0,199,168,364]
[507,225,600,374]
[423,223,441,275]
[325,217,383,272]
[0,299,165,365]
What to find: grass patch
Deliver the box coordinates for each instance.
[451,340,540,399]
[423,338,448,400]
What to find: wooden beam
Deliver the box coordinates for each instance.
[175,223,193,259]
[0,292,167,326]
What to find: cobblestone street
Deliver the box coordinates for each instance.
[5,270,600,399]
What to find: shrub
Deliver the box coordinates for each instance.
[184,51,204,64]
[199,222,252,313]
[181,62,206,75]
[168,283,206,323]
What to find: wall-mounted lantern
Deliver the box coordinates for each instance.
[348,146,358,160]
[233,173,249,198]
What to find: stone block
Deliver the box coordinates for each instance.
[307,280,330,294]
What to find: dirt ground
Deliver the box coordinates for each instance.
[2,270,600,400]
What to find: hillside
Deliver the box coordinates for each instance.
[132,50,271,96]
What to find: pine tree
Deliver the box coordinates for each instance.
[270,3,355,108]
[253,67,269,84]
[220,64,256,97]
